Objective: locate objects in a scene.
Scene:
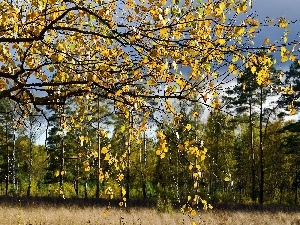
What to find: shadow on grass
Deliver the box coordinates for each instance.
[0,196,156,209]
[0,196,299,213]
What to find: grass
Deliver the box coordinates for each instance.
[2,205,300,225]
[0,198,299,224]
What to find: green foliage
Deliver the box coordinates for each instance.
[156,195,173,213]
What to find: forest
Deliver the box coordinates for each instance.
[1,59,300,207]
[0,0,300,216]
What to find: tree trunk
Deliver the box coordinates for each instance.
[96,98,101,199]
[259,86,264,205]
[12,125,17,196]
[249,99,256,202]
[5,117,9,196]
[126,111,132,201]
[142,133,147,199]
[27,125,33,197]
[59,107,65,198]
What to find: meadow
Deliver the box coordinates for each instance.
[1,198,300,225]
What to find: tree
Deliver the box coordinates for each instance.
[15,136,47,196]
[225,63,261,202]
[0,0,296,118]
[0,99,15,195]
[278,60,300,116]
[280,121,300,205]
[203,112,236,204]
[0,0,299,213]
[17,111,44,196]
[226,52,281,204]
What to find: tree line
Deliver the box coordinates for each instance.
[0,59,299,206]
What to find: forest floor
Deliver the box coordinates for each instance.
[0,197,300,225]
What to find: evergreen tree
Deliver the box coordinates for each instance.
[278,60,300,115]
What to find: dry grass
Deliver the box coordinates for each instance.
[1,204,300,225]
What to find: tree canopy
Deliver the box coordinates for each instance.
[1,0,298,118]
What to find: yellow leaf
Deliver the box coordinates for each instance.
[290,107,296,116]
[104,153,110,161]
[122,187,126,196]
[159,28,169,38]
[120,125,126,133]
[290,55,296,61]
[218,39,225,45]
[101,147,109,154]
[268,45,277,53]
[232,55,239,63]
[13,24,18,34]
[284,87,294,95]
[194,181,197,188]
[219,2,225,11]
[281,46,287,56]
[191,209,197,216]
[186,124,192,131]
[278,17,289,28]
[228,64,235,73]
[251,66,256,74]
[235,27,245,36]
[224,177,230,182]
[192,112,198,118]
[188,195,191,201]
[57,54,63,62]
[117,174,124,181]
[264,38,270,45]
[163,146,168,153]
[160,152,166,159]
[189,164,193,170]
[200,154,206,161]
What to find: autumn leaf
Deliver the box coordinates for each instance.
[278,17,289,28]
[122,187,126,197]
[224,177,230,182]
[186,124,192,131]
[191,209,197,216]
[264,38,270,45]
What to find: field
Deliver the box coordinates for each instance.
[1,198,300,225]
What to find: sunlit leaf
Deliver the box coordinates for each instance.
[224,177,230,182]
[186,124,192,131]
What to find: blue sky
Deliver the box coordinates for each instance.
[253,0,300,49]
[253,0,300,20]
